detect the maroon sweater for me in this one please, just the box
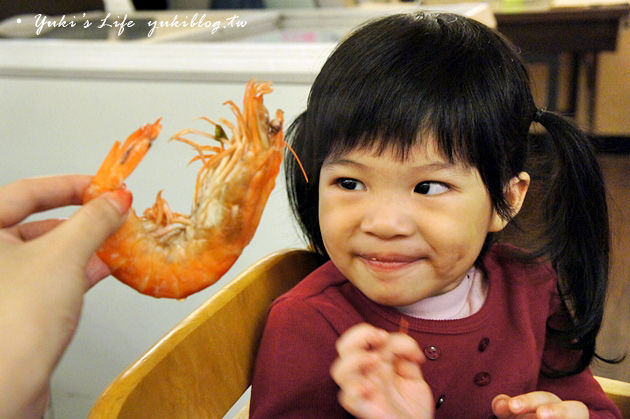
[250,245,621,418]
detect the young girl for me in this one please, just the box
[250,12,620,419]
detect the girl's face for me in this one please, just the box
[318,138,511,307]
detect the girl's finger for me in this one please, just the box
[383,334,426,380]
[508,392,561,414]
[384,333,425,363]
[338,372,379,403]
[536,401,589,419]
[494,391,562,415]
[331,350,381,385]
[393,356,424,381]
[491,394,512,417]
[336,323,389,355]
[337,386,376,419]
[336,366,392,419]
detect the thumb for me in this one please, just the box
[51,189,132,264]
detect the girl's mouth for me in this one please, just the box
[359,254,421,272]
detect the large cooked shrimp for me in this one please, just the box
[83,80,286,298]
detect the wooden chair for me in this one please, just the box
[88,248,630,418]
[595,375,630,417]
[89,248,324,419]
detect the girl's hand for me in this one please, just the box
[492,392,589,419]
[330,323,434,419]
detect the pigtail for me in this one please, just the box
[532,109,610,375]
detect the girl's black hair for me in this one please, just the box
[284,12,612,376]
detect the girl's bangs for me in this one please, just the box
[309,69,475,167]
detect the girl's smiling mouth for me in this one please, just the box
[359,253,423,272]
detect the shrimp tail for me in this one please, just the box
[83,118,162,202]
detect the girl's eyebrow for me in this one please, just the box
[321,158,366,168]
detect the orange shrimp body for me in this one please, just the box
[83,80,285,298]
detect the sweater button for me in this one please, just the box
[423,345,441,360]
[478,337,490,352]
[435,394,446,409]
[473,371,491,386]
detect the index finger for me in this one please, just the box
[494,391,562,416]
[0,175,92,228]
[336,323,389,355]
[384,333,424,363]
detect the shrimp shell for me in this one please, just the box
[83,80,285,298]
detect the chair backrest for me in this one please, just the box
[595,375,630,417]
[89,248,324,419]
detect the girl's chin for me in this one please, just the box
[360,288,418,307]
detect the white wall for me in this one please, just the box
[0,75,311,418]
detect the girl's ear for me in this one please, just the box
[489,172,531,232]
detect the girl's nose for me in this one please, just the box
[360,198,416,239]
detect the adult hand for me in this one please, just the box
[0,175,131,419]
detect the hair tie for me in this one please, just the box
[533,108,545,122]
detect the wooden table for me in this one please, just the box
[494,3,630,131]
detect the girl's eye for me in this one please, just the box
[336,178,366,191]
[414,181,449,195]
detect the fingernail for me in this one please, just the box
[538,407,553,419]
[107,189,133,214]
[495,398,508,411]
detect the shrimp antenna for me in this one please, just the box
[283,140,309,183]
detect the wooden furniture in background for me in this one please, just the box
[494,3,630,131]
[421,0,630,131]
